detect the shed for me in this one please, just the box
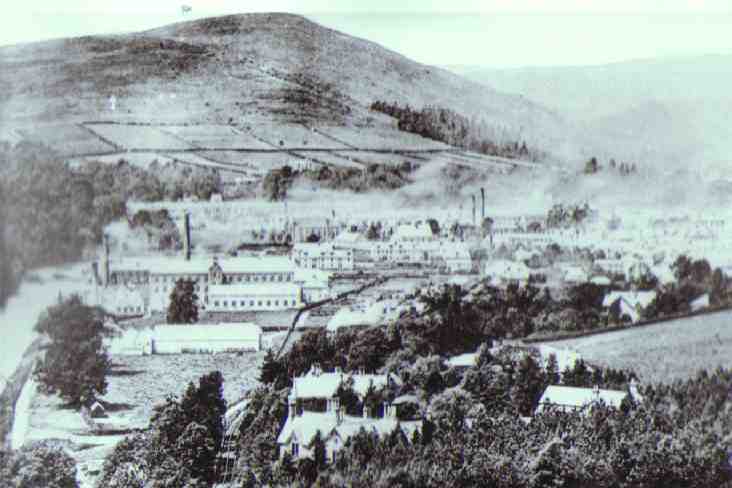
[151,322,262,354]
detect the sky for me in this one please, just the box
[2,1,732,68]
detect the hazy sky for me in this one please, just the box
[3,1,732,68]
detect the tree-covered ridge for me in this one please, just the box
[0,142,220,308]
[370,101,544,161]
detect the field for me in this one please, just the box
[198,150,302,172]
[319,126,451,150]
[84,124,194,150]
[164,152,251,174]
[163,125,274,150]
[293,151,363,169]
[248,124,350,149]
[543,310,732,384]
[19,124,116,156]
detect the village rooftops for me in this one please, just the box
[535,385,629,415]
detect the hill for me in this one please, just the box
[0,13,572,158]
[451,55,732,171]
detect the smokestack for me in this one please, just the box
[481,187,485,220]
[183,212,192,261]
[471,195,476,226]
[101,234,110,286]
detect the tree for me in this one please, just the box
[584,157,599,174]
[0,441,78,488]
[306,232,320,243]
[308,430,328,470]
[167,278,198,324]
[33,295,111,407]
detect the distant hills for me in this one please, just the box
[449,55,732,172]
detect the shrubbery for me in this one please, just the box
[0,441,78,488]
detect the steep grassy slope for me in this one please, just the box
[0,13,573,158]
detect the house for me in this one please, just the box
[439,243,474,273]
[291,243,354,271]
[326,299,402,333]
[294,269,332,303]
[535,384,637,415]
[150,322,262,353]
[562,265,589,286]
[602,290,657,323]
[277,366,417,462]
[483,260,531,285]
[691,293,710,312]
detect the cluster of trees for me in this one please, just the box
[99,371,227,487]
[644,255,729,319]
[370,101,542,161]
[263,163,411,201]
[545,202,592,228]
[0,441,78,488]
[585,156,639,175]
[33,295,113,408]
[0,143,220,308]
[129,209,181,251]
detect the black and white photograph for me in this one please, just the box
[2,1,732,486]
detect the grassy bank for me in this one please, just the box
[0,338,42,449]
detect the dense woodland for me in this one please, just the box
[0,143,220,307]
[370,101,544,161]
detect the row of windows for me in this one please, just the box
[212,299,296,308]
[149,273,294,284]
[117,306,142,314]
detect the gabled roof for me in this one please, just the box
[292,370,395,399]
[536,385,628,414]
[277,412,421,446]
[602,291,657,309]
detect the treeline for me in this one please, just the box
[370,101,543,161]
[585,156,639,175]
[0,143,220,307]
[262,163,411,201]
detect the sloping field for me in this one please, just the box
[84,123,193,150]
[198,151,297,172]
[291,151,362,170]
[163,125,274,149]
[319,126,451,150]
[543,310,732,384]
[164,152,250,173]
[19,124,116,156]
[335,151,415,167]
[249,123,351,149]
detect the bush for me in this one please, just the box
[0,441,77,488]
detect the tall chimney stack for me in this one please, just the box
[481,187,485,220]
[471,195,476,226]
[183,212,192,261]
[101,234,110,287]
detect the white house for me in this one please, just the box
[483,260,532,285]
[150,322,262,354]
[291,243,354,271]
[602,290,657,323]
[277,366,417,462]
[534,384,639,415]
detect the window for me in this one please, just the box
[278,275,283,282]
[254,276,259,282]
[223,301,228,307]
[257,301,262,307]
[240,301,246,307]
[250,300,254,306]
[266,301,271,306]
[214,301,220,307]
[292,443,299,457]
[274,300,279,306]
[237,276,243,282]
[246,275,251,282]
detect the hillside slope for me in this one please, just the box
[0,13,574,160]
[453,55,732,170]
